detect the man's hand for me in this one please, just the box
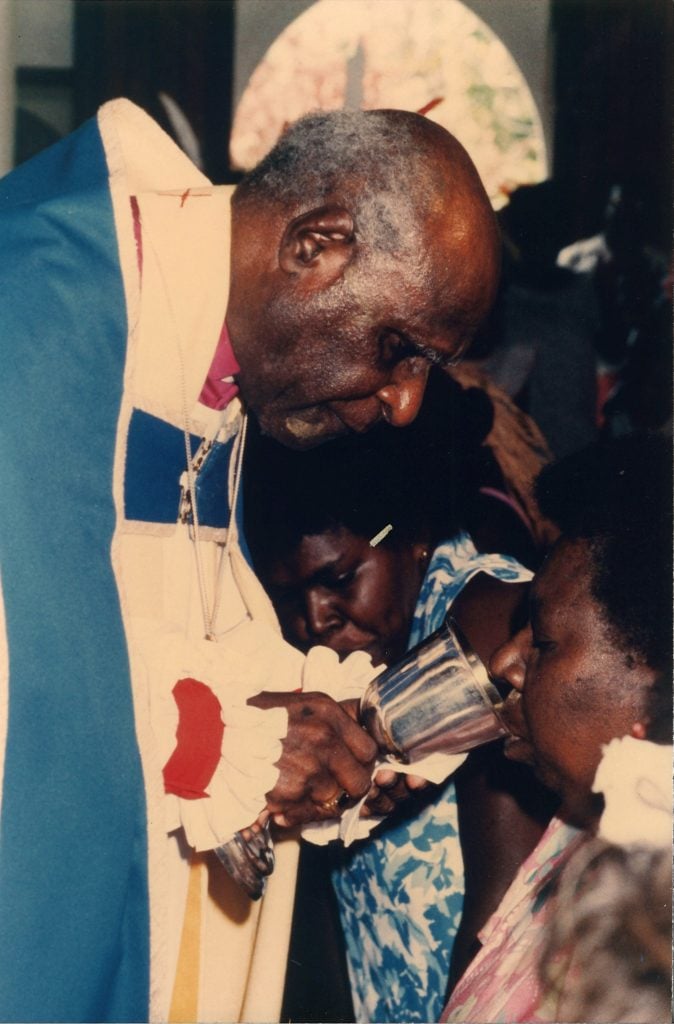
[247,690,378,827]
[339,698,431,817]
[362,766,430,817]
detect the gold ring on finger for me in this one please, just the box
[318,790,350,814]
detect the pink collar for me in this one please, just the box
[197,319,240,410]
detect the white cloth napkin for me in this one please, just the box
[593,735,672,849]
[300,646,466,846]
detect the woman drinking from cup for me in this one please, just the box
[244,373,556,1023]
[442,432,672,1023]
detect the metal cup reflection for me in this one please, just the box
[213,817,274,901]
[216,615,508,898]
[360,615,509,761]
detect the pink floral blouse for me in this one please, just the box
[442,816,586,1023]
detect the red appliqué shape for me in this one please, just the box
[163,678,225,799]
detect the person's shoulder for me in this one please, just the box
[450,571,529,668]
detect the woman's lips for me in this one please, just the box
[499,691,536,763]
[337,638,384,665]
[499,689,526,731]
[303,631,382,665]
[503,734,536,764]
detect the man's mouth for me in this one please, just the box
[283,413,332,443]
[264,395,383,449]
[271,406,346,449]
[328,398,383,435]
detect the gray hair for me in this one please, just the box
[233,109,435,255]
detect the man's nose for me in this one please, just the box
[305,589,342,639]
[489,625,530,692]
[376,361,430,428]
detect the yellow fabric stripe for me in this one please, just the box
[169,854,203,1022]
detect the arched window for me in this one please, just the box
[231,0,548,209]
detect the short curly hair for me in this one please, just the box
[535,434,672,673]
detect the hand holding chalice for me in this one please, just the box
[214,616,510,898]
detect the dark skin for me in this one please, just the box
[227,114,499,451]
[229,110,501,828]
[261,528,429,668]
[452,537,657,990]
[493,539,655,826]
[446,573,558,989]
[256,528,433,820]
[258,528,555,973]
[247,690,377,825]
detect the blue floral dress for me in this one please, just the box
[331,533,532,1023]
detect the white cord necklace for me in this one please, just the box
[143,218,247,641]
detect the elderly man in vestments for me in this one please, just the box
[0,99,499,1022]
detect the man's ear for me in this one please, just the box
[279,205,356,284]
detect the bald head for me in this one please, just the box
[236,111,492,235]
[228,109,500,447]
[412,114,502,340]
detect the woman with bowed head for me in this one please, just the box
[244,368,557,1023]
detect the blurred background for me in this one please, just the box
[2,0,672,450]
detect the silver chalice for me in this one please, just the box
[214,615,510,898]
